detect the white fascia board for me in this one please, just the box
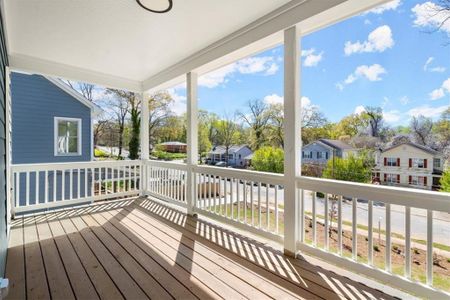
[9,53,143,92]
[143,0,390,91]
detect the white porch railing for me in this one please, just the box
[10,160,142,214]
[10,159,450,298]
[142,160,450,298]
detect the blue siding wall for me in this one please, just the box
[11,72,92,164]
[302,143,332,164]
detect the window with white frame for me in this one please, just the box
[411,176,425,186]
[412,158,425,168]
[55,117,81,156]
[386,157,398,167]
[317,151,327,159]
[386,173,398,184]
[303,151,313,159]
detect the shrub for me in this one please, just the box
[152,150,187,161]
[252,147,284,173]
[94,148,109,157]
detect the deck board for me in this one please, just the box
[6,198,399,300]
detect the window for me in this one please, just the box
[55,117,81,156]
[228,154,234,160]
[386,173,399,184]
[433,158,441,169]
[412,158,425,168]
[386,157,398,167]
[317,151,327,159]
[410,176,426,186]
[303,151,313,159]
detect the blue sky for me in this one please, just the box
[169,0,450,126]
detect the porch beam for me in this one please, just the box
[283,25,301,256]
[186,72,198,216]
[9,54,142,92]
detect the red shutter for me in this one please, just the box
[424,177,427,186]
[397,158,400,166]
[397,174,400,183]
[409,158,412,168]
[384,157,387,166]
[409,176,412,184]
[424,159,427,168]
[384,174,387,182]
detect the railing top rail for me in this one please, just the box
[296,176,450,212]
[193,164,284,185]
[11,159,142,172]
[145,159,188,171]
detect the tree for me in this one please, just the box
[423,0,450,43]
[251,147,284,173]
[410,115,433,146]
[105,89,130,159]
[128,93,141,159]
[322,154,372,183]
[440,168,450,192]
[267,103,284,148]
[302,105,328,129]
[214,115,239,166]
[364,106,384,138]
[332,113,369,138]
[239,99,271,149]
[147,91,174,146]
[433,108,450,159]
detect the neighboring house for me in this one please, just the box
[373,142,444,190]
[11,72,97,205]
[301,139,356,165]
[159,141,187,153]
[207,145,253,167]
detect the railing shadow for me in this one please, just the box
[136,198,390,299]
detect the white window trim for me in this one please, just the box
[54,117,82,156]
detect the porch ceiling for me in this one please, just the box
[3,0,291,88]
[3,0,390,91]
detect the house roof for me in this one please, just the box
[382,142,441,156]
[304,139,354,151]
[160,141,187,146]
[209,145,250,155]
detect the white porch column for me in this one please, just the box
[140,92,149,195]
[283,26,301,256]
[186,72,198,216]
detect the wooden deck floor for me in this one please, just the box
[5,198,398,300]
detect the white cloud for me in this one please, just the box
[338,64,387,90]
[408,105,449,118]
[383,110,402,123]
[365,0,401,14]
[344,25,394,55]
[430,88,445,100]
[354,105,366,115]
[198,56,279,88]
[167,88,187,115]
[399,96,410,105]
[198,64,236,88]
[429,77,450,100]
[412,2,450,35]
[301,96,312,108]
[423,57,446,73]
[263,94,315,109]
[264,93,283,105]
[301,48,323,67]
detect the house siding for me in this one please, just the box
[11,72,92,164]
[301,143,333,164]
[377,144,442,190]
[0,10,8,276]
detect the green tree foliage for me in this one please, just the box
[252,147,284,173]
[440,169,450,193]
[331,114,369,139]
[322,154,372,183]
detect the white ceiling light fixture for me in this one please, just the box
[136,0,173,13]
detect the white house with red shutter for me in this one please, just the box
[373,142,444,190]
